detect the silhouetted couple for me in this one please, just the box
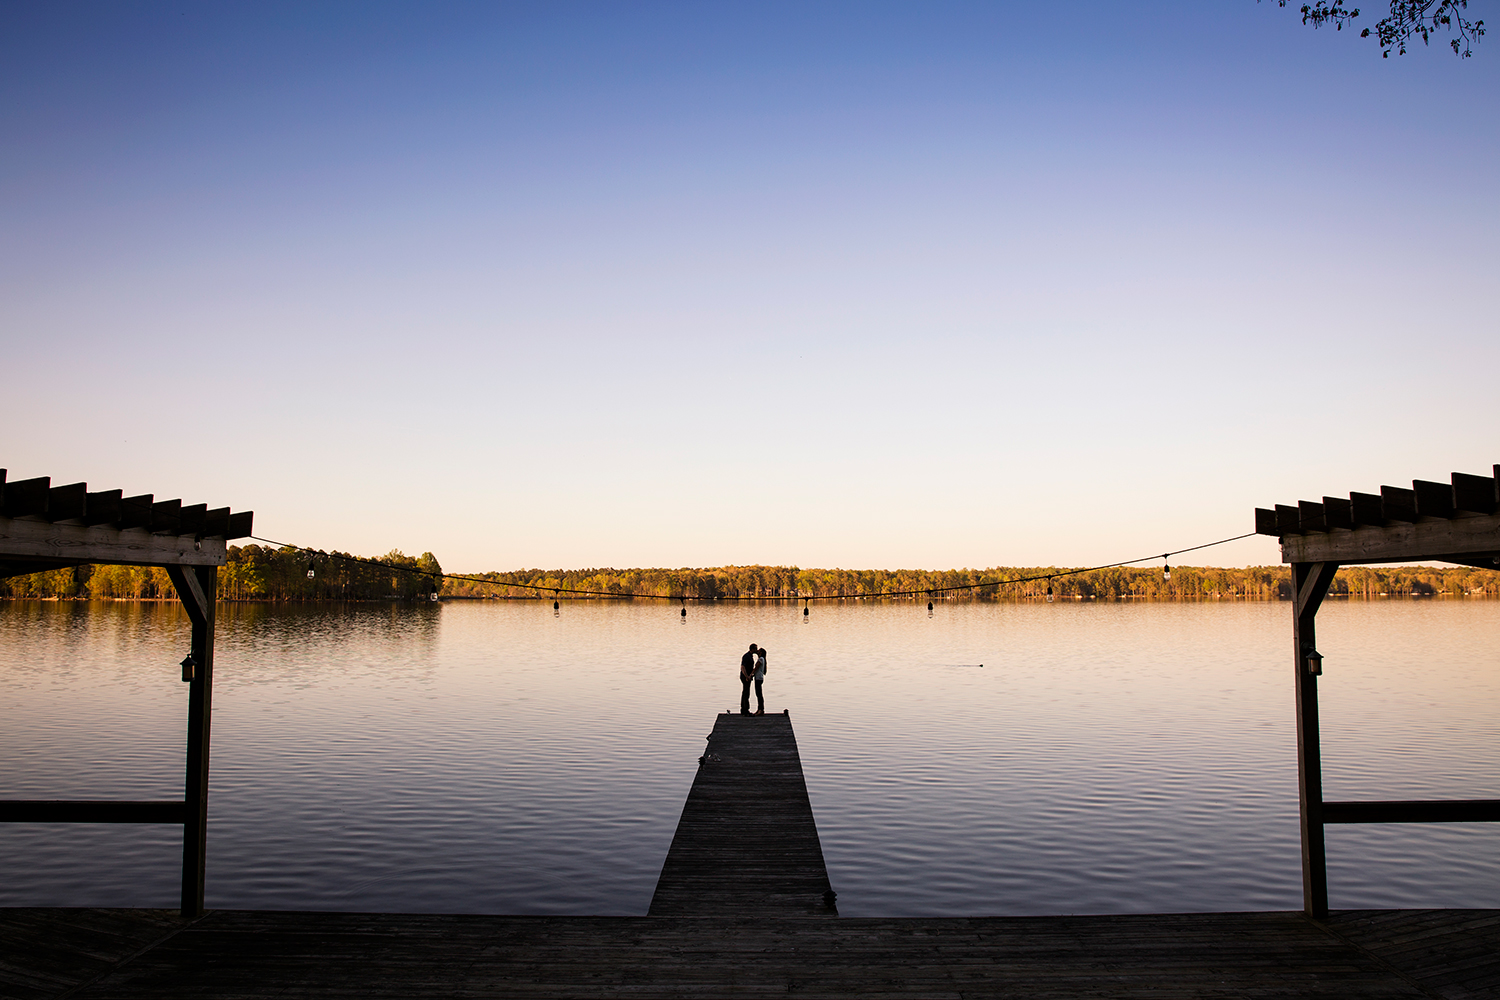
[739,643,767,715]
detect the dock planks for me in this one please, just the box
[6,908,1500,998]
[648,711,835,917]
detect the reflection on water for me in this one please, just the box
[1,598,1497,915]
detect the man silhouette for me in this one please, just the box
[739,643,759,715]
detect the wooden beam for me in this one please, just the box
[1380,485,1418,523]
[166,565,211,628]
[1412,479,1455,519]
[1279,514,1500,565]
[1275,504,1301,534]
[0,517,226,568]
[178,504,207,538]
[1349,491,1384,526]
[83,490,122,526]
[48,482,87,521]
[1321,496,1353,530]
[1254,508,1277,535]
[0,800,187,823]
[226,511,254,540]
[201,507,230,538]
[118,494,154,530]
[149,499,182,535]
[1297,501,1327,532]
[2,476,49,518]
[1452,472,1498,515]
[1324,799,1500,824]
[1292,560,1338,920]
[181,565,217,919]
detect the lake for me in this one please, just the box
[1,597,1497,916]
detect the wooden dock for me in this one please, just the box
[5,711,1500,997]
[649,710,836,917]
[3,906,1499,998]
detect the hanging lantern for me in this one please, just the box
[1163,555,1172,582]
[1046,580,1054,603]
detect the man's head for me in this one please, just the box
[749,643,758,652]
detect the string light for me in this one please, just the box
[248,529,1257,607]
[680,597,687,621]
[1163,555,1171,582]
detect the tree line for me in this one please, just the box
[1,550,1494,601]
[437,563,1499,601]
[0,545,442,601]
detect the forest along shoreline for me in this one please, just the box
[2,545,1496,602]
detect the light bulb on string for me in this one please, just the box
[802,597,809,622]
[680,597,687,622]
[1163,556,1171,582]
[553,590,560,616]
[1046,579,1054,603]
[927,591,934,617]
[306,561,315,580]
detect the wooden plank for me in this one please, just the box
[1452,471,1499,514]
[1411,479,1455,519]
[1299,500,1328,532]
[1280,513,1500,565]
[649,712,836,917]
[83,489,123,526]
[1276,503,1302,534]
[0,800,186,823]
[1350,491,1385,527]
[1294,560,1338,920]
[1379,485,1418,523]
[0,517,226,568]
[226,510,254,539]
[148,499,181,535]
[1254,507,1278,535]
[177,503,207,538]
[1,476,49,518]
[1324,799,1500,824]
[1323,496,1355,530]
[48,482,88,521]
[0,908,189,1000]
[200,506,230,538]
[0,908,1457,998]
[179,565,216,919]
[1330,910,1500,1000]
[118,494,154,530]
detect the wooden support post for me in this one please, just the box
[167,564,217,919]
[1292,560,1338,919]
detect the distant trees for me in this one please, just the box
[1,555,1494,602]
[0,546,443,602]
[435,563,1499,602]
[1277,0,1485,57]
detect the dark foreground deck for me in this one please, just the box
[649,711,835,917]
[3,906,1498,999]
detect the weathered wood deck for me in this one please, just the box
[6,712,1499,998]
[649,710,835,917]
[3,906,1498,998]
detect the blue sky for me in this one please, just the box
[2,2,1495,571]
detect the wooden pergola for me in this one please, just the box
[1254,464,1500,919]
[0,469,252,918]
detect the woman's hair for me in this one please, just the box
[758,648,767,656]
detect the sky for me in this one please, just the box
[1,2,1496,572]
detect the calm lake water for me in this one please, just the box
[2,598,1497,916]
